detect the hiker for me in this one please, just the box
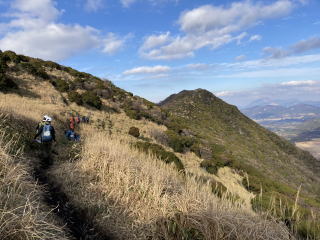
[75,115,80,124]
[35,115,47,135]
[69,116,75,131]
[65,129,80,141]
[34,115,56,164]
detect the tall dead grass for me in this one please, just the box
[0,123,70,240]
[51,125,292,239]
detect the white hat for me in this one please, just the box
[42,115,52,122]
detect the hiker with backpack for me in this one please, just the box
[34,115,56,164]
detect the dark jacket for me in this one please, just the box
[34,123,56,141]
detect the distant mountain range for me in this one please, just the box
[242,104,320,123]
[242,103,320,141]
[243,98,320,109]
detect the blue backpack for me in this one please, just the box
[41,124,53,142]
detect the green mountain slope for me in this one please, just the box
[1,50,320,238]
[160,89,320,208]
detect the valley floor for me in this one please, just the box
[296,139,320,160]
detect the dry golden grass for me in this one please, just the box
[0,82,292,239]
[178,151,255,211]
[51,125,291,239]
[0,119,69,240]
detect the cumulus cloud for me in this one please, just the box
[179,1,293,33]
[0,0,127,61]
[140,32,172,51]
[123,65,171,75]
[11,0,60,22]
[140,0,295,60]
[102,33,129,55]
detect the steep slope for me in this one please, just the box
[0,50,319,239]
[160,89,320,217]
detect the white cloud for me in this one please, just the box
[85,0,104,12]
[178,1,293,33]
[218,80,320,108]
[123,65,171,75]
[263,46,289,58]
[141,0,295,60]
[0,24,100,61]
[120,0,136,8]
[215,91,234,97]
[102,33,127,55]
[186,63,210,70]
[235,55,246,61]
[217,67,320,79]
[0,0,127,61]
[264,37,320,59]
[11,0,60,22]
[120,0,178,8]
[140,32,172,50]
[292,37,320,53]
[281,80,317,86]
[249,34,262,42]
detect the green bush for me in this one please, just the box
[2,51,20,63]
[200,160,218,174]
[51,78,69,92]
[165,130,195,153]
[124,108,141,120]
[0,60,17,91]
[81,91,102,109]
[133,141,184,172]
[43,61,61,70]
[19,62,49,79]
[0,74,17,92]
[128,127,140,138]
[67,91,83,105]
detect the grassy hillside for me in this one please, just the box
[160,89,320,238]
[0,114,70,239]
[0,50,318,239]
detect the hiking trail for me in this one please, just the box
[32,142,114,240]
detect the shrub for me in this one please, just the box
[165,130,195,153]
[128,127,140,138]
[81,91,102,109]
[51,79,69,92]
[43,61,61,70]
[133,141,184,172]
[200,160,218,174]
[19,62,49,79]
[0,74,18,92]
[1,51,21,63]
[67,91,83,105]
[150,129,169,145]
[124,108,140,120]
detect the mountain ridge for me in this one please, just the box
[1,50,320,239]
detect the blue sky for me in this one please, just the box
[0,0,320,106]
